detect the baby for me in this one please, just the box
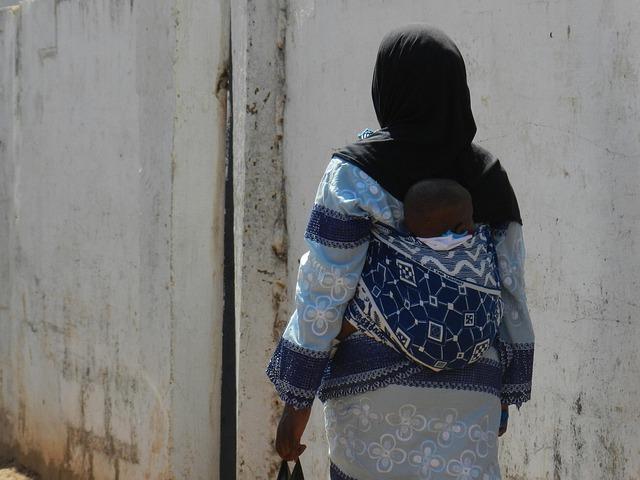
[338,178,475,340]
[403,178,475,243]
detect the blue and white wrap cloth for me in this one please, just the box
[267,156,534,410]
[344,223,503,371]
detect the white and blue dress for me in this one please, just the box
[267,157,534,480]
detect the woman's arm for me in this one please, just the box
[268,162,371,407]
[268,158,403,458]
[493,222,535,408]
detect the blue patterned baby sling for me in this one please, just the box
[343,223,503,371]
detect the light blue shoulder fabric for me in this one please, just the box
[282,158,404,351]
[267,158,403,408]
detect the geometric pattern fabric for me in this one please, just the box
[344,223,503,371]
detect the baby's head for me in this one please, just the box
[403,179,474,238]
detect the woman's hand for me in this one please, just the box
[276,404,312,460]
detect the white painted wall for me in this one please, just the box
[280,1,640,479]
[2,1,639,479]
[0,0,228,478]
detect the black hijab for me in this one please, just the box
[334,25,522,226]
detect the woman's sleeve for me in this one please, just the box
[266,158,402,409]
[493,222,535,407]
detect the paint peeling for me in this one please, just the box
[65,426,139,465]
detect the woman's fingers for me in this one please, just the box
[295,444,307,458]
[276,417,305,460]
[276,426,297,460]
[277,442,305,461]
[275,437,295,460]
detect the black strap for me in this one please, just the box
[291,460,304,480]
[277,460,290,480]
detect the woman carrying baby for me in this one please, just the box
[267,25,534,479]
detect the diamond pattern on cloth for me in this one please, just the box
[344,223,503,371]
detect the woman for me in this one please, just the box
[267,25,534,479]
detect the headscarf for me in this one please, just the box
[334,25,522,226]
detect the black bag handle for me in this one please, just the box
[277,460,290,480]
[277,460,304,480]
[291,459,304,480]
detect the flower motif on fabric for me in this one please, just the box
[497,254,523,293]
[297,260,316,292]
[367,434,407,473]
[508,307,523,326]
[351,168,402,222]
[498,257,518,289]
[337,426,366,462]
[408,440,445,479]
[368,203,396,223]
[447,450,483,480]
[347,398,382,432]
[468,416,497,458]
[385,404,427,441]
[427,409,467,448]
[330,398,349,417]
[493,226,529,328]
[302,295,340,336]
[319,267,359,302]
[297,252,335,293]
[354,169,384,199]
[335,187,358,203]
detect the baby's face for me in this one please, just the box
[407,203,474,238]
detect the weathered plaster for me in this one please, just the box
[0,0,228,478]
[231,0,289,478]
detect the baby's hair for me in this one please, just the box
[403,179,472,229]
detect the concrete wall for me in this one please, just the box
[0,0,228,478]
[277,1,640,479]
[231,1,290,478]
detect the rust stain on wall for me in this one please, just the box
[64,425,139,468]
